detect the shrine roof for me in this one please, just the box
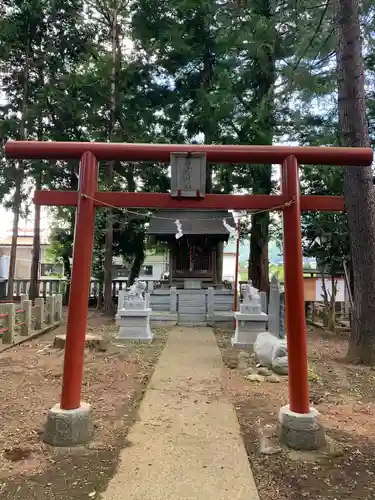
[148,209,235,236]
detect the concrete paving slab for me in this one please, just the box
[102,327,259,500]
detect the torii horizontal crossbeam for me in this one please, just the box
[5,140,373,165]
[34,190,345,211]
[7,140,368,423]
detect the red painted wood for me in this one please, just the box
[60,152,98,410]
[6,140,373,166]
[34,190,345,211]
[282,155,310,414]
[300,195,345,211]
[94,192,288,210]
[13,139,361,416]
[34,190,78,206]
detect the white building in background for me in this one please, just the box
[0,226,240,283]
[112,252,169,282]
[222,251,237,282]
[315,277,345,302]
[0,228,60,280]
[112,248,238,282]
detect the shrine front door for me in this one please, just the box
[172,237,213,279]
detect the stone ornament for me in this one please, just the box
[241,281,260,302]
[253,332,288,375]
[115,279,153,343]
[232,282,268,348]
[128,279,147,300]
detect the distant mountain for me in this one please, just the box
[269,240,283,263]
[224,238,315,265]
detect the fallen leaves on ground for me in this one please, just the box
[216,327,375,500]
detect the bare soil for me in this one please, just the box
[0,310,168,499]
[216,327,375,500]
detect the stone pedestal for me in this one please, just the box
[184,279,202,290]
[232,291,268,348]
[115,297,153,343]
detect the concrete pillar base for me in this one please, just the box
[43,402,93,447]
[278,404,325,450]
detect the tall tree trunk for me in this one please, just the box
[62,212,75,306]
[103,10,120,314]
[249,0,275,294]
[335,0,375,364]
[8,32,30,300]
[29,173,41,301]
[30,100,44,302]
[128,248,144,286]
[63,167,79,305]
[7,170,22,301]
[249,211,270,292]
[200,23,215,193]
[103,170,114,312]
[123,164,144,287]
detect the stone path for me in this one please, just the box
[102,326,259,500]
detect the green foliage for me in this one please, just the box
[269,264,284,281]
[298,106,350,275]
[1,0,374,288]
[302,211,349,274]
[301,166,349,275]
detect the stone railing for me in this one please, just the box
[147,287,235,319]
[0,278,67,300]
[0,278,165,301]
[0,294,63,346]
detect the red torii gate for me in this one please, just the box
[5,141,373,418]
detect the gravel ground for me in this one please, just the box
[216,327,375,500]
[3,315,373,500]
[0,310,168,499]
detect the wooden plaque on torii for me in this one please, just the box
[170,152,206,198]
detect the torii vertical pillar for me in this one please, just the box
[278,155,325,450]
[43,151,98,446]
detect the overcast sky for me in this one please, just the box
[0,202,51,237]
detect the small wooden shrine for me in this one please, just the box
[148,153,235,287]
